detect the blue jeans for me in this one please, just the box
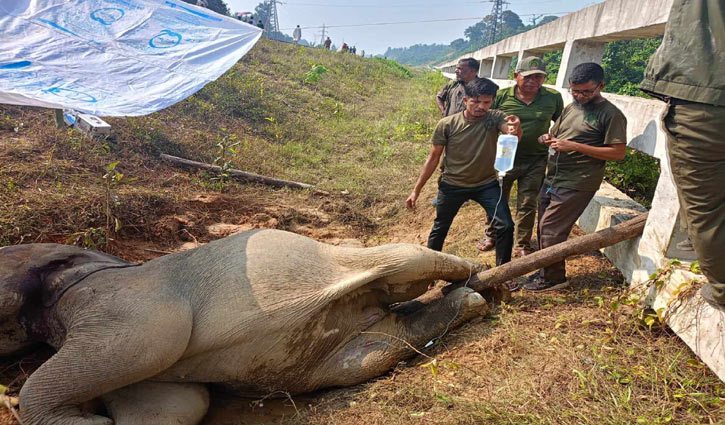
[427,180,514,265]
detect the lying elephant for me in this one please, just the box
[0,229,492,425]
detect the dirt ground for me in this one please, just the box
[0,179,594,422]
[4,183,721,425]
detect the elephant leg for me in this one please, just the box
[102,381,209,425]
[19,301,193,425]
[317,287,487,388]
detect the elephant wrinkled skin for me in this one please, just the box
[0,229,489,425]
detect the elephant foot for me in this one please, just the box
[314,287,488,390]
[103,381,209,425]
[440,286,489,325]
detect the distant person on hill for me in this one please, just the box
[524,63,627,292]
[639,0,725,311]
[476,57,564,264]
[437,58,480,117]
[360,50,365,57]
[324,37,331,50]
[351,46,357,54]
[341,42,348,53]
[406,78,522,266]
[293,25,302,44]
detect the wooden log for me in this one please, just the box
[160,154,316,190]
[466,212,649,293]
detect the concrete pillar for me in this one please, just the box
[556,39,606,88]
[491,55,513,80]
[479,58,493,78]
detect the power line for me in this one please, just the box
[279,12,569,31]
[284,0,564,6]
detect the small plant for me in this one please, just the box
[0,114,18,131]
[264,116,282,140]
[66,227,107,249]
[101,161,136,242]
[303,64,328,84]
[210,132,240,191]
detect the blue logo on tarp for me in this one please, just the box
[43,87,97,103]
[149,30,182,48]
[0,61,31,69]
[91,8,125,25]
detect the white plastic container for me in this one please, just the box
[494,134,519,177]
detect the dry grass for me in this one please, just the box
[1,39,723,425]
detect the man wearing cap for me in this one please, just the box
[437,58,480,117]
[639,0,724,311]
[476,56,564,260]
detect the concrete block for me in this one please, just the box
[577,182,647,282]
[479,59,494,78]
[648,269,725,382]
[556,39,606,88]
[491,55,513,80]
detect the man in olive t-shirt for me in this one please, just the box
[524,63,627,292]
[479,57,564,258]
[406,78,522,266]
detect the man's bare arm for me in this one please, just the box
[406,145,445,209]
[436,96,446,116]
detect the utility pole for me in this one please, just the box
[319,23,327,46]
[264,0,280,35]
[488,0,509,45]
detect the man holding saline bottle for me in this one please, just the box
[406,78,522,266]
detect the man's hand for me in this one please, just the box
[538,133,553,145]
[504,115,522,137]
[405,191,419,209]
[548,138,579,152]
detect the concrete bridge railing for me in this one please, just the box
[437,0,724,381]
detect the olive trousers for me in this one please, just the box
[664,100,725,304]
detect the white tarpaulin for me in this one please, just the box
[0,0,262,116]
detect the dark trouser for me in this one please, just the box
[537,186,596,282]
[484,155,547,249]
[664,101,725,304]
[428,180,514,265]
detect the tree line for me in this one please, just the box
[383,12,559,67]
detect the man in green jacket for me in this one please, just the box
[639,0,725,311]
[477,57,564,258]
[436,58,480,117]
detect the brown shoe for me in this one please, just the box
[513,247,536,257]
[476,238,495,252]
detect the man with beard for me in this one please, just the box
[406,78,521,266]
[477,57,564,261]
[437,58,480,117]
[524,62,627,292]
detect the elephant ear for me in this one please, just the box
[0,244,139,308]
[0,244,138,353]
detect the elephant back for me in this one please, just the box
[0,244,138,355]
